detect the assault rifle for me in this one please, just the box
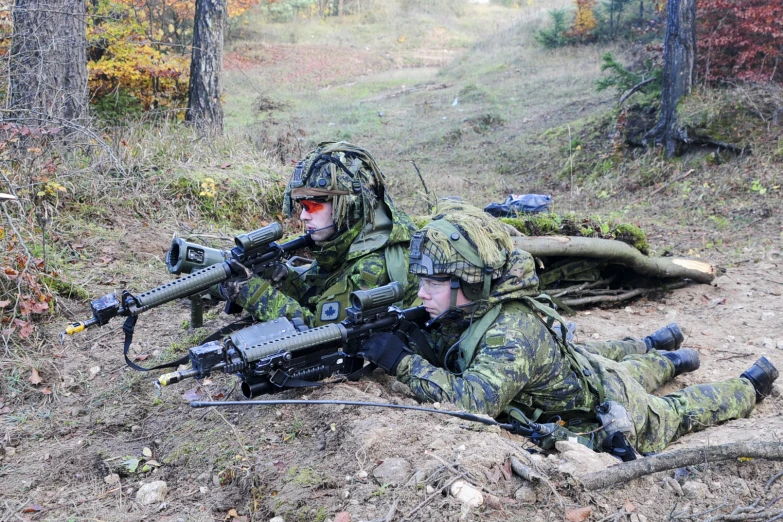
[156,282,429,398]
[61,223,314,340]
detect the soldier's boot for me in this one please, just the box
[661,348,700,377]
[740,356,779,402]
[643,323,684,352]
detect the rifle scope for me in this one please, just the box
[349,281,404,311]
[166,223,284,275]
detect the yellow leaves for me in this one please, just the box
[199,178,216,198]
[397,35,406,43]
[168,23,175,33]
[37,181,67,199]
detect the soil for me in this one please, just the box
[3,10,783,522]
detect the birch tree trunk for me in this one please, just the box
[186,0,225,134]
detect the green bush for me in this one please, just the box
[534,9,570,49]
[595,52,661,101]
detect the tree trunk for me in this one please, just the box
[338,0,344,16]
[186,0,225,135]
[643,0,696,157]
[8,0,87,127]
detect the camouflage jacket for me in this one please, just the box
[231,194,419,327]
[396,249,596,418]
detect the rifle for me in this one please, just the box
[156,282,429,398]
[61,223,314,342]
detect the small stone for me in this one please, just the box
[357,470,368,479]
[199,486,209,495]
[630,515,648,522]
[457,445,466,452]
[344,475,353,483]
[663,477,683,496]
[763,338,775,350]
[710,482,721,491]
[275,410,283,420]
[5,447,15,456]
[130,425,142,436]
[154,439,163,447]
[197,472,210,482]
[212,475,221,487]
[732,478,751,497]
[514,485,537,504]
[624,306,634,314]
[334,513,351,522]
[390,381,412,395]
[70,407,85,417]
[777,340,783,350]
[666,310,678,321]
[104,473,120,485]
[125,487,134,496]
[592,333,600,339]
[372,458,412,486]
[269,517,286,522]
[136,481,167,505]
[426,485,435,494]
[342,490,350,499]
[761,312,775,321]
[682,480,711,499]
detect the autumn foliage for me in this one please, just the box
[567,0,598,41]
[698,0,783,84]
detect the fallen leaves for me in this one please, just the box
[182,387,205,401]
[28,367,42,385]
[566,506,593,522]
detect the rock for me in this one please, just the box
[212,475,221,487]
[426,485,435,494]
[356,470,368,479]
[763,338,775,350]
[372,458,412,486]
[682,481,711,499]
[104,473,120,485]
[592,333,600,339]
[130,425,142,436]
[663,477,683,496]
[665,310,678,321]
[269,517,285,522]
[199,487,209,495]
[196,472,210,482]
[390,381,412,396]
[70,407,85,417]
[334,512,350,522]
[777,340,783,350]
[342,490,350,499]
[732,478,751,497]
[514,485,537,504]
[450,480,484,508]
[630,515,648,522]
[555,440,619,477]
[136,481,167,505]
[5,447,15,456]
[125,487,135,496]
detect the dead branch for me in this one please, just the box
[513,236,718,284]
[580,442,783,490]
[561,281,688,306]
[619,77,657,106]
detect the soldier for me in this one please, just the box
[221,142,419,327]
[361,201,778,454]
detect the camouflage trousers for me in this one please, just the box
[573,341,757,454]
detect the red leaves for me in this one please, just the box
[698,0,783,83]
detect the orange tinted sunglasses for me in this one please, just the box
[299,199,327,213]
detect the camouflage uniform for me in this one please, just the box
[228,142,419,327]
[232,201,419,327]
[396,210,757,454]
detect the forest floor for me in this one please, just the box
[2,2,783,522]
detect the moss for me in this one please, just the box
[285,466,323,487]
[41,275,90,300]
[614,223,650,255]
[412,215,431,229]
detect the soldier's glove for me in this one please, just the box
[395,320,438,366]
[261,262,291,284]
[362,332,411,375]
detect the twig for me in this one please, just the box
[208,407,249,460]
[562,281,688,306]
[402,472,466,521]
[649,169,696,197]
[581,442,783,490]
[383,499,398,522]
[424,451,496,496]
[618,77,657,105]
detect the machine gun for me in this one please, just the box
[156,282,429,398]
[61,223,314,340]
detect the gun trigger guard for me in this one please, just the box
[269,369,289,388]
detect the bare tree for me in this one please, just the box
[186,0,226,134]
[7,0,87,126]
[643,0,697,157]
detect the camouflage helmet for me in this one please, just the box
[283,142,387,231]
[409,201,513,302]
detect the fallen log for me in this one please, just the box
[579,442,783,490]
[512,236,718,285]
